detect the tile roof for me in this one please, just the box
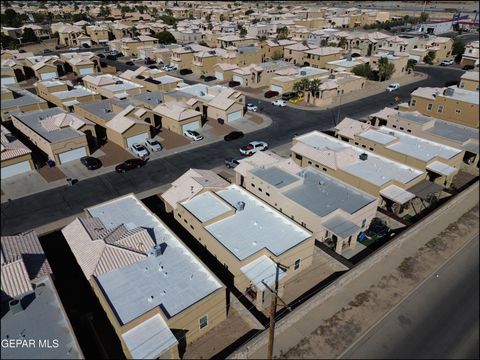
[153,102,201,121]
[1,258,33,299]
[1,230,52,281]
[62,217,148,280]
[106,105,148,134]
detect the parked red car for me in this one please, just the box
[264,90,279,98]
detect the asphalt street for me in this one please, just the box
[342,234,480,359]
[0,66,465,235]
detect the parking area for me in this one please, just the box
[155,129,191,150]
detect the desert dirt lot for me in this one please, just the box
[281,204,479,359]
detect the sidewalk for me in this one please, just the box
[229,181,479,359]
[0,113,272,203]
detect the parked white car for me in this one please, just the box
[69,47,80,51]
[272,99,287,107]
[386,83,400,92]
[246,103,258,112]
[440,59,454,66]
[184,130,204,141]
[130,143,149,158]
[239,141,268,156]
[144,138,162,152]
[163,64,177,71]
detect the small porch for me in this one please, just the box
[321,215,361,255]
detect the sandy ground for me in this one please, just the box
[281,204,479,359]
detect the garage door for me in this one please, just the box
[41,72,57,80]
[126,132,149,149]
[270,85,283,93]
[215,71,224,80]
[58,147,86,164]
[1,161,32,179]
[182,121,200,133]
[1,77,16,85]
[79,68,94,76]
[233,75,244,85]
[227,111,243,122]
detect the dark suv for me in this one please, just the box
[115,159,145,173]
[282,92,297,101]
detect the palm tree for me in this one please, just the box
[293,78,310,93]
[378,57,395,81]
[307,79,322,102]
[338,37,348,49]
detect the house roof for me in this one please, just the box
[162,169,230,210]
[153,102,201,121]
[1,128,32,161]
[106,105,148,134]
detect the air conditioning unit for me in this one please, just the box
[300,71,307,75]
[359,153,368,161]
[443,88,454,96]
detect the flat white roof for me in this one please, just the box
[377,127,462,161]
[426,161,458,176]
[296,131,424,186]
[89,194,222,324]
[203,185,311,260]
[122,314,178,359]
[182,191,231,223]
[380,185,416,205]
[240,255,286,291]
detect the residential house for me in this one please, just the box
[162,170,314,310]
[152,102,203,135]
[231,60,292,88]
[165,84,245,123]
[62,194,226,359]
[11,108,96,164]
[35,79,101,112]
[75,100,153,150]
[1,125,34,179]
[305,72,366,106]
[303,46,344,68]
[23,55,64,81]
[213,63,239,82]
[108,35,158,57]
[58,24,92,47]
[119,66,183,92]
[370,50,409,79]
[369,107,480,168]
[0,86,48,122]
[459,71,479,92]
[233,151,378,255]
[290,130,427,213]
[460,40,479,67]
[85,25,110,45]
[217,34,258,49]
[60,52,101,76]
[83,74,145,100]
[400,86,479,128]
[170,44,211,70]
[269,66,330,94]
[1,231,83,359]
[261,39,297,62]
[283,42,319,65]
[191,48,228,76]
[334,117,463,187]
[1,58,25,85]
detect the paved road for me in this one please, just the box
[0,66,464,235]
[342,234,479,359]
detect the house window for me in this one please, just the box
[258,187,262,192]
[251,183,255,188]
[199,315,208,329]
[392,124,397,128]
[323,168,327,172]
[190,225,194,230]
[455,109,461,114]
[294,259,301,270]
[183,219,187,224]
[407,129,412,132]
[437,105,444,113]
[400,127,404,130]
[266,192,270,196]
[369,147,373,151]
[308,160,312,165]
[427,103,433,111]
[315,164,319,168]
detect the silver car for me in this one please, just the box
[225,157,242,168]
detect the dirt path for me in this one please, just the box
[281,204,479,359]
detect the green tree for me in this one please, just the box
[72,13,86,22]
[352,63,373,79]
[154,30,177,44]
[22,27,38,43]
[423,51,436,65]
[258,35,267,41]
[0,33,19,49]
[320,39,328,47]
[159,15,177,26]
[220,14,225,22]
[33,13,46,23]
[198,40,208,47]
[293,78,311,93]
[245,9,254,16]
[239,28,247,37]
[165,9,173,16]
[338,37,348,49]
[205,13,211,22]
[378,57,395,81]
[419,12,429,23]
[99,6,110,17]
[2,8,21,27]
[271,50,283,60]
[406,59,417,73]
[121,5,131,14]
[452,41,465,55]
[131,27,140,36]
[276,26,288,40]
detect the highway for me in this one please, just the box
[0,66,465,235]
[341,234,479,359]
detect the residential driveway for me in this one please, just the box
[38,165,66,182]
[95,142,133,167]
[156,129,191,150]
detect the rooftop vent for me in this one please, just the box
[389,131,395,136]
[104,108,111,113]
[346,54,352,61]
[443,88,454,97]
[153,242,166,257]
[300,71,307,76]
[235,201,245,211]
[359,153,368,161]
[9,299,23,315]
[115,80,123,84]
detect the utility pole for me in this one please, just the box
[262,258,291,360]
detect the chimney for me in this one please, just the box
[9,299,23,315]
